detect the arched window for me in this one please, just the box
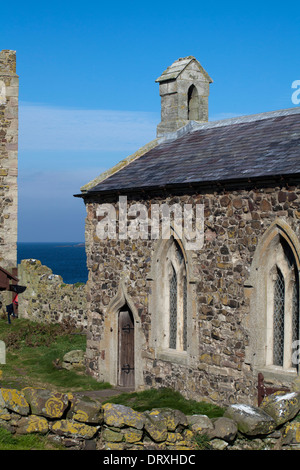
[167,241,187,351]
[150,236,191,361]
[292,272,300,351]
[249,221,300,377]
[267,237,300,370]
[169,265,177,349]
[273,267,285,366]
[187,85,199,121]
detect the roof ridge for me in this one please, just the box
[158,107,300,143]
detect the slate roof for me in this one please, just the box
[82,108,300,196]
[155,56,213,84]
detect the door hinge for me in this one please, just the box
[122,323,134,334]
[121,364,134,374]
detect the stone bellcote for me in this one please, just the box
[155,56,213,137]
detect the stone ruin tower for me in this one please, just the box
[155,56,213,137]
[0,50,18,272]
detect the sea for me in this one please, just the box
[17,242,88,285]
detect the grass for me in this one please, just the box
[104,387,225,418]
[0,317,225,451]
[0,427,62,450]
[0,319,226,416]
[0,317,111,392]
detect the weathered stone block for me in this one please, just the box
[22,387,69,419]
[144,409,168,442]
[103,428,124,442]
[209,416,238,442]
[224,404,276,436]
[122,427,143,443]
[62,349,85,370]
[0,340,5,364]
[68,394,103,424]
[282,422,300,445]
[260,391,300,426]
[16,415,49,434]
[0,406,11,421]
[187,414,214,434]
[0,388,30,416]
[103,403,145,429]
[51,419,99,439]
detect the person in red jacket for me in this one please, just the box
[12,294,18,318]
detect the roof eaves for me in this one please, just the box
[80,173,300,199]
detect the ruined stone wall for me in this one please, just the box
[18,259,87,330]
[83,182,300,406]
[0,50,18,270]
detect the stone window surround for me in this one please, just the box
[247,219,300,385]
[148,235,198,367]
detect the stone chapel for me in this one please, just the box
[76,56,300,405]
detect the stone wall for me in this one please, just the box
[18,259,87,330]
[1,386,300,450]
[0,50,18,270]
[83,181,300,405]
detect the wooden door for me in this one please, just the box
[118,309,135,387]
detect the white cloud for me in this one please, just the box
[19,102,159,152]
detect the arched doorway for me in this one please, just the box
[102,281,145,390]
[118,306,135,387]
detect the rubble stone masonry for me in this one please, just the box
[0,50,18,270]
[18,259,87,330]
[84,182,300,405]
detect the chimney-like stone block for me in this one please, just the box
[156,56,212,137]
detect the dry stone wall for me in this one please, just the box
[18,259,87,330]
[1,386,300,450]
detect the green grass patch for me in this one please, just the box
[193,432,212,450]
[104,387,225,418]
[0,319,224,419]
[0,318,111,392]
[0,427,62,450]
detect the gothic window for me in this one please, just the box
[183,275,187,351]
[268,237,300,370]
[151,235,198,366]
[292,275,299,345]
[249,221,300,377]
[169,266,177,349]
[273,268,285,366]
[166,240,188,352]
[292,272,300,370]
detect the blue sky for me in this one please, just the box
[1,0,299,241]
